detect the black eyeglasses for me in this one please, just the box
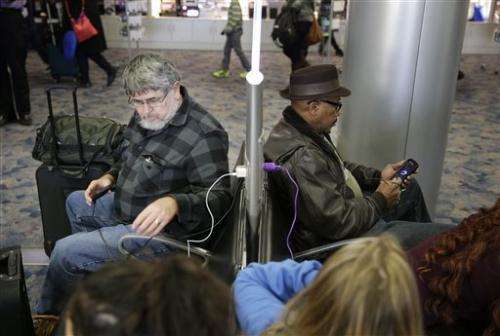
[322,100,342,110]
[308,100,342,111]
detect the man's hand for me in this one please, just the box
[132,196,179,236]
[376,179,401,208]
[381,160,405,180]
[84,174,115,205]
[381,160,417,189]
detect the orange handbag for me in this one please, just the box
[306,16,322,46]
[65,0,98,42]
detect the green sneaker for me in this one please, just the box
[212,69,229,78]
[239,71,248,79]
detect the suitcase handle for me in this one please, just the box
[46,86,86,167]
[0,248,20,280]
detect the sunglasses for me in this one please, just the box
[322,100,342,110]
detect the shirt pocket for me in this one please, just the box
[141,154,165,179]
[140,153,185,194]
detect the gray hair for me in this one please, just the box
[122,54,181,96]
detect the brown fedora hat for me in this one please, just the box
[281,64,351,100]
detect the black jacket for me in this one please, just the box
[264,107,388,252]
[64,0,107,53]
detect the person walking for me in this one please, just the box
[280,0,314,72]
[272,0,314,97]
[64,0,116,87]
[212,0,250,79]
[0,0,32,126]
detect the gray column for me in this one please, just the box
[338,1,469,215]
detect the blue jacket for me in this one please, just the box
[233,259,321,335]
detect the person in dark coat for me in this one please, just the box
[276,0,314,98]
[63,0,116,87]
[281,0,314,72]
[265,65,433,253]
[0,0,32,126]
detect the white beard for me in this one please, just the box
[139,117,169,131]
[138,98,182,131]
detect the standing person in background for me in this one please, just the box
[64,0,116,88]
[212,0,250,79]
[0,0,32,126]
[25,0,50,66]
[318,0,343,57]
[282,0,314,72]
[273,0,314,97]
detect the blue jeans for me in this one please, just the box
[37,190,171,314]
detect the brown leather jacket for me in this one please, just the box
[264,107,388,252]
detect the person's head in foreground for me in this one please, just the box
[122,53,183,131]
[284,64,351,133]
[64,255,236,336]
[265,234,424,336]
[418,198,500,335]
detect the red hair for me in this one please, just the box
[418,198,500,334]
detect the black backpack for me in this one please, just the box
[271,6,300,48]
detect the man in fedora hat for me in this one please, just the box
[264,64,433,253]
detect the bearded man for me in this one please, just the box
[38,54,231,314]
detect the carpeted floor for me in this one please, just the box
[0,48,499,311]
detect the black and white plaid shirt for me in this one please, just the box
[108,87,231,236]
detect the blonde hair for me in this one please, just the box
[265,235,423,336]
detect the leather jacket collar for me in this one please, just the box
[283,106,340,163]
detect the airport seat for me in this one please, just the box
[257,172,291,263]
[258,171,354,263]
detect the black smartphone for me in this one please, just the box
[393,159,419,182]
[91,185,114,202]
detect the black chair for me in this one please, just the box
[258,170,356,263]
[257,172,290,263]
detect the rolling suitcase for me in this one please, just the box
[43,0,79,82]
[47,43,79,81]
[35,87,111,256]
[36,163,109,256]
[0,246,35,336]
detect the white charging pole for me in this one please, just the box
[245,0,264,259]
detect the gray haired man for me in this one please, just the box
[38,54,231,314]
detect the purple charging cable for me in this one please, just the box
[262,162,299,259]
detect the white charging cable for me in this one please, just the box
[187,172,237,257]
[117,169,245,259]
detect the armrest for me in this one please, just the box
[118,234,212,263]
[294,239,356,262]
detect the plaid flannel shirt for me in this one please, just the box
[108,87,231,236]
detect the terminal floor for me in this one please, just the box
[0,49,498,311]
